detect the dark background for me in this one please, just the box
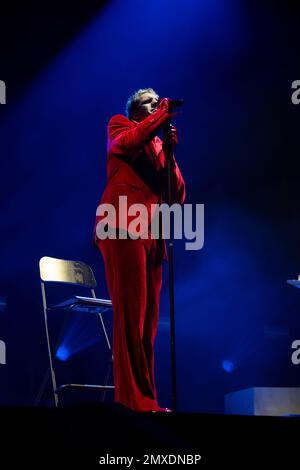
[0,0,300,412]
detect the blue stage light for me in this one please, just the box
[0,296,7,313]
[222,360,234,373]
[56,345,70,361]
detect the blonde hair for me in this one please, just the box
[126,87,159,119]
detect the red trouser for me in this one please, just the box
[97,236,163,412]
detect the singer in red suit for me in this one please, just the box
[94,88,185,412]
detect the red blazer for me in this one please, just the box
[94,107,186,251]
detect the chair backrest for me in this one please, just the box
[39,256,97,288]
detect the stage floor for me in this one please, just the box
[0,403,299,467]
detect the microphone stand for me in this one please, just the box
[163,119,177,412]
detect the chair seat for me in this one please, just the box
[56,383,114,393]
[50,296,112,314]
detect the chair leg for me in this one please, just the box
[35,310,73,406]
[41,282,59,407]
[96,311,114,402]
[98,312,112,352]
[100,358,114,402]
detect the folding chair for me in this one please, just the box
[39,256,114,406]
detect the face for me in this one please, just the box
[134,92,159,121]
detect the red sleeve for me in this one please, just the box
[108,108,171,156]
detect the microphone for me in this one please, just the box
[158,98,184,113]
[167,99,184,117]
[168,99,184,108]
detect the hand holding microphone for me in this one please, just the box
[163,124,178,153]
[158,97,183,153]
[158,97,184,114]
